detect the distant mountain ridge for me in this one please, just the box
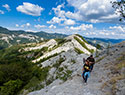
[0,26,124,50]
[85,37,125,44]
[0,26,67,49]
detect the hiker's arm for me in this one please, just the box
[82,67,84,71]
[83,58,86,63]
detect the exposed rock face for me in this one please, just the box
[28,41,125,95]
[24,34,96,63]
[25,39,57,51]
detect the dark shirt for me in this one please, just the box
[83,64,90,72]
[87,57,95,63]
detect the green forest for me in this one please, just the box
[0,45,48,95]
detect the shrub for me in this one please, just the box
[59,70,72,81]
[23,76,44,92]
[37,53,59,64]
[0,79,23,95]
[53,57,65,68]
[75,34,88,43]
[58,67,64,72]
[55,39,66,45]
[0,45,47,94]
[75,48,84,54]
[71,59,76,64]
[74,36,93,53]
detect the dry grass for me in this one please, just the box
[116,60,125,70]
[96,55,106,63]
[101,75,124,95]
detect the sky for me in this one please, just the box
[0,0,125,39]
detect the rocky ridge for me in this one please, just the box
[27,40,125,95]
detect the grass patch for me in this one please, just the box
[74,36,94,53]
[75,48,84,54]
[23,66,50,92]
[20,47,48,60]
[55,39,66,45]
[49,38,71,52]
[71,59,76,64]
[46,77,54,86]
[116,53,125,61]
[75,34,88,43]
[58,67,64,72]
[109,75,124,95]
[23,77,44,92]
[55,38,71,45]
[96,56,106,63]
[53,57,65,68]
[101,74,124,95]
[115,54,125,70]
[116,60,125,70]
[60,70,72,81]
[36,53,59,64]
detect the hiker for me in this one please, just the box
[82,60,91,83]
[87,55,95,72]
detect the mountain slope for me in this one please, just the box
[0,33,124,95]
[23,34,96,63]
[0,26,67,49]
[28,41,125,95]
[0,34,96,95]
[85,37,125,49]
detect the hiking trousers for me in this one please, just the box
[82,71,90,83]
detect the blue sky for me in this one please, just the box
[0,0,125,39]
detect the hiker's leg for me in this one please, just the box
[90,64,94,71]
[84,72,90,83]
[82,71,85,80]
[84,74,88,83]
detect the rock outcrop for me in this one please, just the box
[28,41,125,95]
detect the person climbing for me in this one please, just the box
[87,55,95,72]
[82,60,91,83]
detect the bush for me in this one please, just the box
[53,57,65,68]
[59,70,72,81]
[0,45,46,94]
[74,36,94,53]
[75,48,84,54]
[37,53,59,64]
[0,79,23,95]
[71,59,76,64]
[55,39,66,45]
[75,34,88,43]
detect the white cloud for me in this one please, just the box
[52,4,65,18]
[26,30,37,32]
[34,24,46,29]
[99,31,109,36]
[20,23,31,28]
[66,0,119,23]
[47,16,76,26]
[109,26,125,32]
[16,24,19,27]
[21,24,25,28]
[0,10,4,14]
[16,2,44,16]
[26,23,30,27]
[65,11,82,21]
[47,17,65,24]
[34,17,41,22]
[64,19,76,25]
[2,4,11,11]
[67,0,86,8]
[49,25,56,29]
[70,24,93,31]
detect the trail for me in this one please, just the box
[28,41,125,95]
[29,54,106,95]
